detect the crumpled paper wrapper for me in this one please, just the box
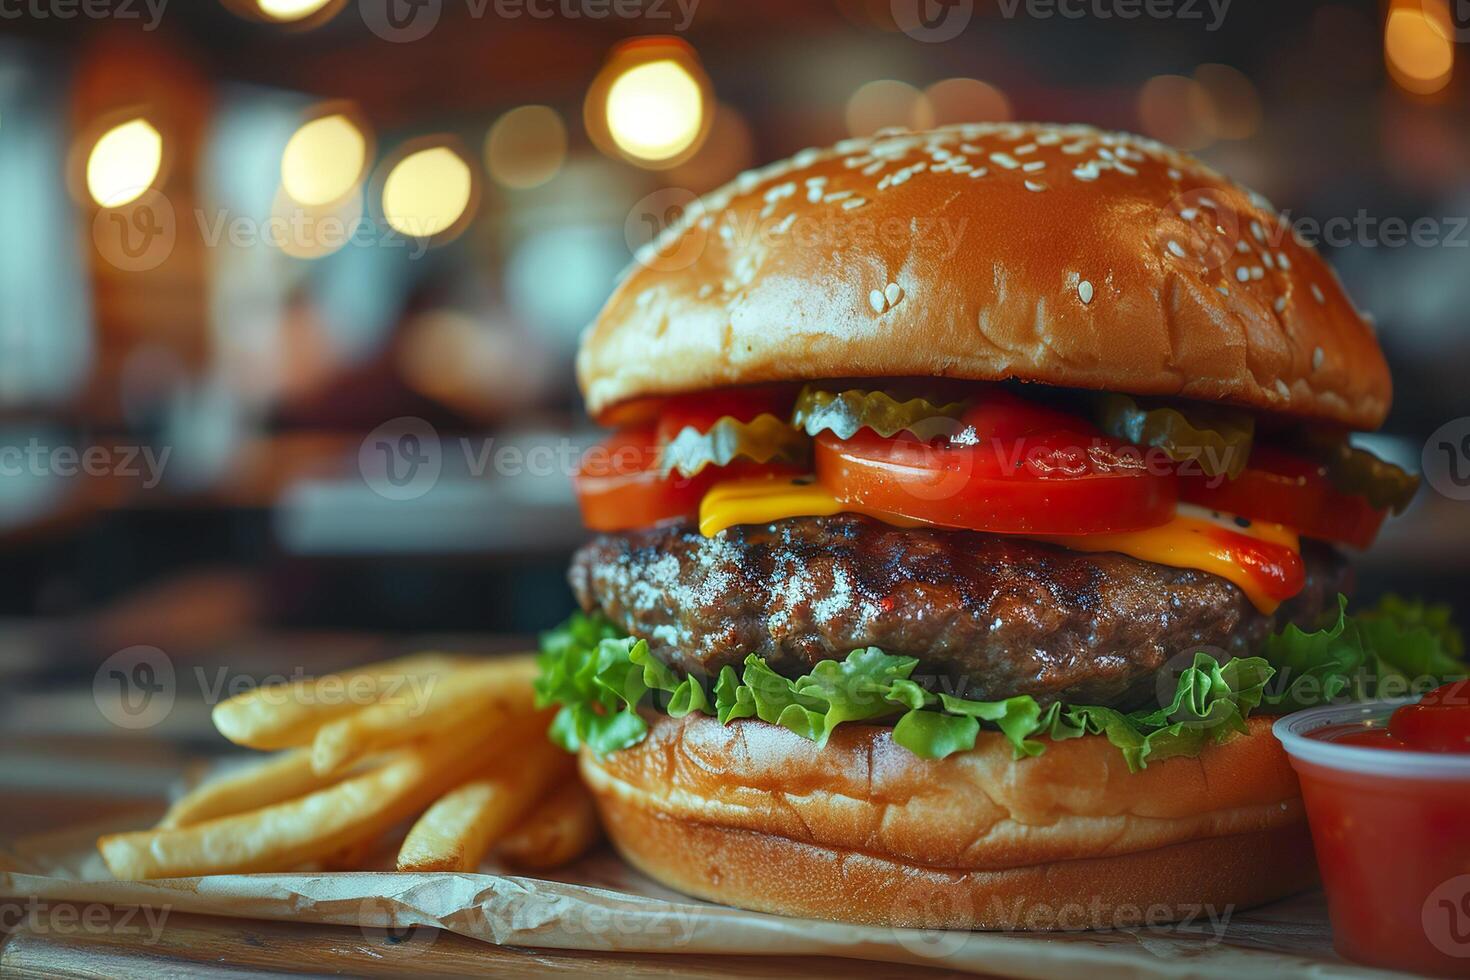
[0,816,1378,978]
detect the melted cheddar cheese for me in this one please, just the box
[698,477,1301,614]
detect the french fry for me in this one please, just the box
[158,749,339,829]
[211,652,458,750]
[311,656,538,776]
[98,706,520,879]
[496,781,602,870]
[396,730,572,873]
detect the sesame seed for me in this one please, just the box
[968,167,988,179]
[1311,283,1325,304]
[1236,267,1251,282]
[823,190,852,203]
[869,290,886,314]
[1072,163,1100,181]
[1180,208,1198,221]
[1312,347,1324,370]
[842,198,867,210]
[1262,252,1275,269]
[1114,162,1138,176]
[1022,160,1046,173]
[990,152,1020,170]
[1024,180,1047,192]
[1236,240,1251,254]
[1167,240,1187,259]
[1251,221,1266,243]
[1015,143,1038,155]
[1274,297,1287,313]
[1251,267,1265,281]
[1216,286,1230,296]
[1168,168,1182,180]
[1078,280,1094,304]
[1277,253,1291,270]
[885,282,903,304]
[1275,379,1291,400]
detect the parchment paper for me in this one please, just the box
[0,816,1394,979]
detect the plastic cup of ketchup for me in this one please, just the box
[1273,679,1470,976]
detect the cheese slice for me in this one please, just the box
[698,478,1300,613]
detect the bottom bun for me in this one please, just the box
[579,712,1317,930]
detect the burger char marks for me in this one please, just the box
[569,514,1350,710]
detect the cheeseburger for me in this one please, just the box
[535,123,1453,929]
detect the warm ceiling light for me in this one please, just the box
[256,0,334,21]
[605,59,704,163]
[485,105,567,190]
[281,113,367,206]
[846,80,931,137]
[86,118,163,208]
[381,145,474,239]
[1193,64,1262,141]
[1384,2,1455,95]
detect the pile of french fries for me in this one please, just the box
[97,653,600,879]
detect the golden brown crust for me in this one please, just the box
[578,713,1316,929]
[580,123,1390,429]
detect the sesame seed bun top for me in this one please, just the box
[578,123,1391,429]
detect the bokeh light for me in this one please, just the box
[281,112,367,206]
[846,79,930,137]
[1384,0,1455,96]
[1193,64,1261,140]
[924,78,1011,126]
[1136,74,1218,151]
[85,118,163,208]
[485,105,567,190]
[256,0,335,21]
[381,144,475,240]
[605,60,704,163]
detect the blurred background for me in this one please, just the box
[1,0,1468,817]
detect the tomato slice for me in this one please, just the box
[1180,447,1388,549]
[813,392,1177,535]
[575,426,797,532]
[1388,680,1470,753]
[653,386,800,445]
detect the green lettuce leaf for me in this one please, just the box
[536,594,1465,771]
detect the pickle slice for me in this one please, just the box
[1295,432,1420,514]
[659,414,810,478]
[791,385,969,441]
[1097,394,1254,479]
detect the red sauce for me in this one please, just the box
[1292,681,1470,975]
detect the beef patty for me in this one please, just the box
[569,514,1350,709]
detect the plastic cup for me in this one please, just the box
[1274,701,1470,976]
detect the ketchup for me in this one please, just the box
[1290,681,1470,975]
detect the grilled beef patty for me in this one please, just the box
[569,514,1350,709]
